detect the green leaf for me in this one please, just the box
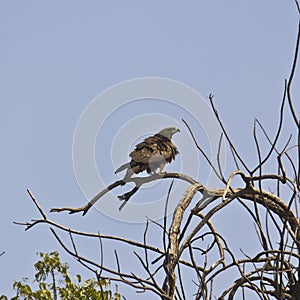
[3,252,121,299]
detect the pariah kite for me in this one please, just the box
[115,127,180,180]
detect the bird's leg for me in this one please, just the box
[158,163,166,174]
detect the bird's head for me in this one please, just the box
[157,127,180,140]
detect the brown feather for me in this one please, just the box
[115,127,180,179]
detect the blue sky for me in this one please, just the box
[1,1,300,298]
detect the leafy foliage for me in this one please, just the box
[1,252,121,300]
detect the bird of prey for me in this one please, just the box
[115,127,180,180]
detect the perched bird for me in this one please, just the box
[115,127,180,180]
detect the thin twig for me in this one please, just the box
[208,94,251,173]
[182,118,224,182]
[27,189,47,220]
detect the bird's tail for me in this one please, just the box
[115,162,130,174]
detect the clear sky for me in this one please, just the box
[1,1,299,299]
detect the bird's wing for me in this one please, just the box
[130,144,156,163]
[130,136,177,163]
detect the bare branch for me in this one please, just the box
[208,94,251,174]
[50,172,203,216]
[182,118,225,183]
[27,189,47,220]
[287,19,300,129]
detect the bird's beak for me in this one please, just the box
[175,128,180,133]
